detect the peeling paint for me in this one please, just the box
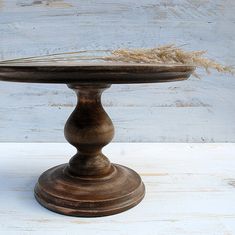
[50,103,74,107]
[46,0,73,8]
[227,180,235,188]
[18,0,73,8]
[0,0,4,9]
[175,99,211,108]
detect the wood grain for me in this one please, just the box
[34,84,145,216]
[0,143,235,234]
[0,63,194,83]
[0,0,234,142]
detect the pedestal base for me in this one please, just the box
[34,163,145,217]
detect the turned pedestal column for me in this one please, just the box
[34,84,145,217]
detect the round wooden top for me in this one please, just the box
[0,62,195,84]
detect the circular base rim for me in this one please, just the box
[34,163,145,217]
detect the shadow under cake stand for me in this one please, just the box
[0,62,194,217]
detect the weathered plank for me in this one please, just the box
[0,0,234,142]
[0,143,235,234]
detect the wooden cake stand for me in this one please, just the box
[0,62,194,217]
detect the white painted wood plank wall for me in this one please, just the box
[0,0,234,142]
[1,143,235,234]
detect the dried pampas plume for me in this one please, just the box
[0,44,233,78]
[103,44,234,77]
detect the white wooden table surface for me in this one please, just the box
[0,143,235,235]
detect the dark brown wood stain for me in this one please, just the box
[34,84,145,217]
[0,63,194,216]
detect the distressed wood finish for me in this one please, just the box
[0,0,235,143]
[35,84,145,216]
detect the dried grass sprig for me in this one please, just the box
[0,44,233,77]
[103,44,234,76]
